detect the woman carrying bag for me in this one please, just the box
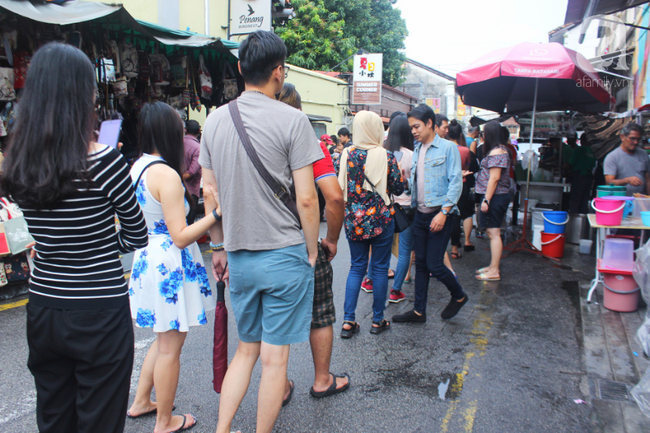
[339,111,404,338]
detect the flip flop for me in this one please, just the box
[450,252,462,259]
[126,404,176,419]
[170,414,197,432]
[310,373,350,398]
[476,273,500,281]
[388,269,395,279]
[475,267,489,274]
[282,380,294,407]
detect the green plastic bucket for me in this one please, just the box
[597,185,627,197]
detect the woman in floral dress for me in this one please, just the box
[126,102,220,433]
[338,111,404,337]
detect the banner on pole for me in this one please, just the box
[352,54,382,105]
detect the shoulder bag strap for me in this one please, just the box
[228,100,301,225]
[134,160,168,187]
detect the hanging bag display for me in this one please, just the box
[4,252,29,283]
[198,54,212,99]
[0,67,16,101]
[0,198,35,254]
[221,61,239,102]
[0,222,11,257]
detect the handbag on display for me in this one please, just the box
[0,198,35,254]
[4,252,29,283]
[221,61,239,102]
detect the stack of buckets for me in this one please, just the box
[541,211,569,258]
[600,238,639,312]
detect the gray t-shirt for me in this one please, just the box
[416,141,435,214]
[199,92,323,251]
[603,147,650,195]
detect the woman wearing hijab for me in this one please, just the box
[339,111,404,338]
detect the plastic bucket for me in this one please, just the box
[579,239,593,254]
[591,197,626,226]
[642,211,650,227]
[597,185,627,197]
[542,211,569,234]
[603,273,639,312]
[532,224,544,250]
[633,198,650,218]
[541,232,565,258]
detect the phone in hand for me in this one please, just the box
[97,119,122,149]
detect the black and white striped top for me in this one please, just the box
[23,145,148,309]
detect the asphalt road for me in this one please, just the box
[0,222,597,433]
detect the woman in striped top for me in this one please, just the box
[0,43,148,433]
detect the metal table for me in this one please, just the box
[586,214,649,303]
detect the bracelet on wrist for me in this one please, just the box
[209,242,224,251]
[212,208,222,222]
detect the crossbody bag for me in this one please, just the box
[228,100,301,227]
[362,172,409,233]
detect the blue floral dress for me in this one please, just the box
[128,154,215,332]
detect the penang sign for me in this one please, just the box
[230,0,271,36]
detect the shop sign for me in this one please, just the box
[426,97,441,113]
[457,96,466,117]
[230,0,271,36]
[352,53,382,105]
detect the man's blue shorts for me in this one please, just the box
[228,244,314,346]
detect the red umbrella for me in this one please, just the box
[213,264,228,394]
[456,42,613,114]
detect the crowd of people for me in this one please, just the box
[5,28,648,433]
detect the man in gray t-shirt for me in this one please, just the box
[604,122,650,196]
[199,31,322,433]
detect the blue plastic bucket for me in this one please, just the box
[542,211,569,234]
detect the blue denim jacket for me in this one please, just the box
[410,134,463,212]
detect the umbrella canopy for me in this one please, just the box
[456,42,613,114]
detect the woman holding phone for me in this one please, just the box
[0,42,148,433]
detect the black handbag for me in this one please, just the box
[362,173,410,233]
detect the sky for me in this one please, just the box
[395,0,571,77]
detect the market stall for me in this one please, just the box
[0,0,242,160]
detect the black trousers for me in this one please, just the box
[26,303,134,433]
[186,194,200,226]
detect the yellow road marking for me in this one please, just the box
[439,287,497,432]
[0,298,28,312]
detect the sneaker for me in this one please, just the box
[441,295,469,320]
[392,309,426,323]
[475,230,484,239]
[389,289,406,303]
[361,278,373,293]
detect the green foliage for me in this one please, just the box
[275,0,408,87]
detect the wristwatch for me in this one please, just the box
[441,208,449,216]
[483,198,490,206]
[212,208,222,222]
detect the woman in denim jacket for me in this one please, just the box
[392,104,468,323]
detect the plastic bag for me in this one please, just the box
[521,149,539,176]
[635,239,650,356]
[632,368,650,418]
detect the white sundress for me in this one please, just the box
[128,154,215,332]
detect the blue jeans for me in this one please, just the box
[412,210,465,314]
[392,225,413,291]
[344,222,395,323]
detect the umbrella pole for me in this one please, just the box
[503,78,558,261]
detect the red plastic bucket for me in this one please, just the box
[541,232,565,258]
[591,197,626,226]
[603,273,639,312]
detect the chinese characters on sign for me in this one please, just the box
[352,53,383,105]
[230,0,272,36]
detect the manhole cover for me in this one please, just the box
[596,379,632,403]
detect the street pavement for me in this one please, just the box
[0,222,597,432]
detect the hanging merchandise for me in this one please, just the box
[98,57,116,83]
[106,39,121,74]
[137,47,151,82]
[13,51,29,89]
[198,53,212,100]
[0,67,16,101]
[219,61,239,103]
[170,55,187,88]
[120,42,138,78]
[113,76,127,97]
[4,252,29,283]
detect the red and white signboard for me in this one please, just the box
[352,53,382,105]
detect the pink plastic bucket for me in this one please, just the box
[603,273,639,312]
[591,197,626,226]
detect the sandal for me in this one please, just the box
[450,252,462,259]
[370,319,390,334]
[388,269,395,279]
[310,373,351,398]
[282,380,294,407]
[476,273,500,281]
[170,414,197,432]
[341,321,360,339]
